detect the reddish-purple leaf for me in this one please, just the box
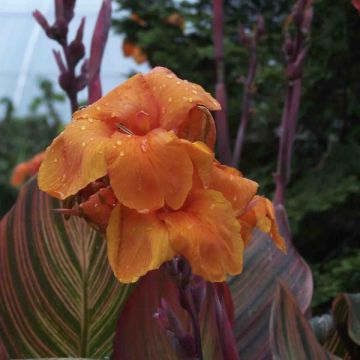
[88,0,112,104]
[270,282,340,359]
[113,267,237,360]
[0,178,133,357]
[229,206,313,359]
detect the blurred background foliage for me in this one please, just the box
[1,0,359,314]
[0,80,63,217]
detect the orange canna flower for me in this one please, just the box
[11,151,45,187]
[39,67,285,283]
[130,13,147,27]
[166,12,185,30]
[122,39,148,64]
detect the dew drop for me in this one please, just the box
[192,90,198,94]
[176,81,181,85]
[54,158,58,163]
[168,97,172,103]
[82,142,86,147]
[120,151,125,156]
[233,196,237,201]
[96,106,101,111]
[80,126,86,130]
[88,118,94,123]
[139,209,150,214]
[230,175,234,182]
[94,203,98,207]
[116,140,122,146]
[90,137,94,141]
[166,74,174,79]
[210,204,215,209]
[189,97,193,103]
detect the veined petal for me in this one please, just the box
[145,67,220,130]
[38,119,113,199]
[238,195,286,252]
[176,106,217,149]
[107,204,174,283]
[160,190,243,282]
[73,73,159,135]
[106,129,193,212]
[209,163,259,216]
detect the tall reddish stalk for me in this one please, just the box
[213,0,232,165]
[33,0,112,112]
[232,16,265,167]
[274,0,313,207]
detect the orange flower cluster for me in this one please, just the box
[11,152,45,187]
[38,67,285,283]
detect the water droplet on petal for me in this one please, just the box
[54,158,58,163]
[168,97,172,102]
[96,106,101,111]
[210,204,215,209]
[88,118,94,123]
[120,151,125,156]
[116,140,122,146]
[82,142,86,147]
[139,209,150,214]
[81,126,86,130]
[192,90,198,94]
[189,97,193,103]
[166,74,174,79]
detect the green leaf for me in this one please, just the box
[113,267,238,360]
[0,178,133,358]
[270,282,339,360]
[229,206,313,359]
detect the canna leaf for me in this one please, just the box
[269,282,339,359]
[229,205,313,359]
[113,266,237,360]
[0,177,133,358]
[324,293,360,359]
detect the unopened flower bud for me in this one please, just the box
[256,15,266,39]
[69,18,86,66]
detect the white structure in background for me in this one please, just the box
[0,0,150,121]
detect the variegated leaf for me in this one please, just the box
[0,178,133,358]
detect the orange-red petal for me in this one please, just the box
[73,73,159,135]
[238,195,286,251]
[145,67,220,130]
[209,163,259,216]
[38,119,113,199]
[160,190,243,282]
[105,129,193,212]
[107,204,174,283]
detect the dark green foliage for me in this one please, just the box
[0,79,64,218]
[113,0,360,311]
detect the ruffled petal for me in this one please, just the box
[160,190,243,282]
[209,163,259,216]
[107,204,174,283]
[73,73,159,135]
[238,195,286,251]
[106,129,193,212]
[145,67,220,130]
[38,119,113,199]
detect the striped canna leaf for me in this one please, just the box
[229,205,313,359]
[0,177,133,358]
[270,282,340,360]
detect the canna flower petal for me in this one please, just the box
[38,119,113,199]
[107,204,174,283]
[11,151,45,187]
[105,129,193,212]
[160,190,243,282]
[209,163,259,216]
[177,105,217,149]
[144,67,220,130]
[73,73,159,135]
[238,195,286,252]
